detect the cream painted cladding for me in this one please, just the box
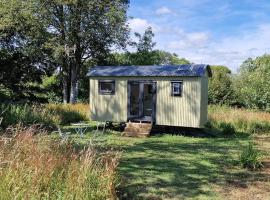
[89,76,208,128]
[200,72,209,127]
[89,78,127,122]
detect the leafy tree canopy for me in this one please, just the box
[0,0,130,103]
[106,26,190,66]
[235,54,270,111]
[208,65,234,105]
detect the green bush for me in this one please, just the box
[240,142,263,170]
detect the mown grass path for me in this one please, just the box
[115,135,247,200]
[58,126,270,200]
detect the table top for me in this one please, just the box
[70,123,90,127]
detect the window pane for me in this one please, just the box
[100,82,113,92]
[171,81,182,96]
[173,83,180,94]
[99,80,115,95]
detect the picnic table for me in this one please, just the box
[70,123,91,137]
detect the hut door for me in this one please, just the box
[128,82,141,118]
[128,81,156,122]
[143,83,155,117]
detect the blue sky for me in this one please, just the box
[127,0,270,71]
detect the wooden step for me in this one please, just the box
[125,126,152,131]
[124,127,143,132]
[126,122,152,128]
[123,122,152,137]
[122,131,149,138]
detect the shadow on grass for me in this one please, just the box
[151,125,214,138]
[151,125,251,140]
[116,135,267,200]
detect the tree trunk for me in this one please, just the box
[58,5,70,104]
[63,76,69,104]
[62,56,70,104]
[69,1,82,104]
[69,62,78,104]
[69,79,79,104]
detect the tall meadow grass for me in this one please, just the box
[0,103,89,129]
[208,105,270,134]
[0,125,120,199]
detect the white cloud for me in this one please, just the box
[167,31,209,49]
[128,18,160,34]
[204,24,270,71]
[128,18,150,33]
[163,23,270,72]
[127,17,270,72]
[126,0,270,72]
[187,32,209,45]
[156,6,173,15]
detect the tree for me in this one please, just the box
[235,55,270,111]
[208,65,234,105]
[131,27,189,65]
[0,0,53,102]
[133,26,156,53]
[239,57,256,72]
[106,26,190,66]
[0,49,48,102]
[107,50,190,66]
[0,0,130,104]
[47,0,129,104]
[150,51,190,65]
[129,26,157,65]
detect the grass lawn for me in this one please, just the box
[57,124,270,200]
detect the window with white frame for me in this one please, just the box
[98,80,115,95]
[171,81,183,97]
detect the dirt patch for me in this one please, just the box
[262,161,270,169]
[217,167,270,199]
[217,135,270,200]
[219,181,270,200]
[254,135,270,152]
